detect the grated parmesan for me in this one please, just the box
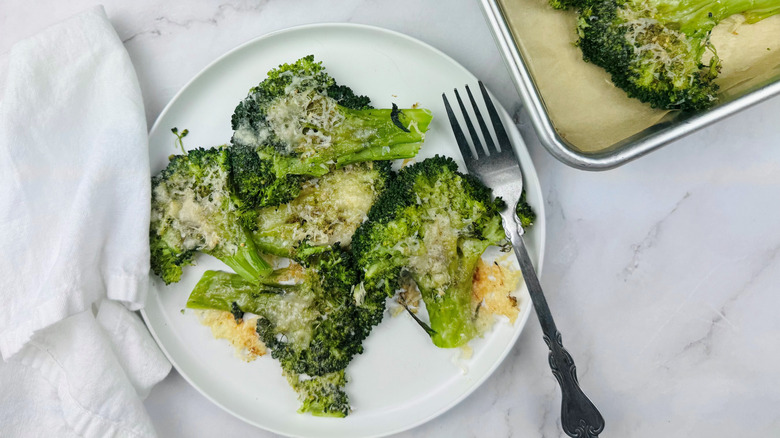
[473,258,522,335]
[195,309,266,362]
[255,164,381,248]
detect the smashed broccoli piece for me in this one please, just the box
[558,0,780,110]
[186,248,386,416]
[351,156,506,348]
[250,161,393,260]
[149,147,272,284]
[230,55,432,196]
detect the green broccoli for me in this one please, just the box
[186,248,386,416]
[250,161,393,259]
[351,156,507,348]
[149,147,272,284]
[230,55,432,190]
[228,145,306,217]
[558,0,780,110]
[228,141,305,229]
[284,370,350,417]
[516,189,536,229]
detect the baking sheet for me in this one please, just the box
[498,0,780,152]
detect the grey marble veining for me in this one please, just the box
[4,1,780,437]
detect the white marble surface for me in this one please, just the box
[4,1,780,437]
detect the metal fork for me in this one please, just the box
[443,82,605,438]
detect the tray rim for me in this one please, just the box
[479,0,780,170]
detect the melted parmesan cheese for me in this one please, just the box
[256,164,380,248]
[619,4,702,89]
[473,258,522,334]
[266,89,344,156]
[233,121,271,147]
[393,256,522,336]
[407,213,458,295]
[196,309,266,362]
[391,276,422,317]
[152,160,238,255]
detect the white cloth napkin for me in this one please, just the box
[0,6,171,437]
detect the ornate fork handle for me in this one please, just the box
[503,213,605,438]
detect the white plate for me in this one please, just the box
[142,23,546,438]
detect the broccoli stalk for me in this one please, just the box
[351,156,506,348]
[652,0,780,33]
[561,0,780,110]
[149,147,272,284]
[418,235,502,347]
[185,269,307,314]
[264,103,433,177]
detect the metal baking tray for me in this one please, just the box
[480,0,780,170]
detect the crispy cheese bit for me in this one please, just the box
[277,261,306,282]
[472,258,522,326]
[391,276,422,317]
[196,309,266,362]
[398,276,422,311]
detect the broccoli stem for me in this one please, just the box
[186,270,297,313]
[418,239,493,348]
[743,4,780,22]
[421,274,479,349]
[336,106,433,148]
[336,142,421,167]
[210,231,273,283]
[252,238,294,259]
[652,0,780,34]
[273,107,432,177]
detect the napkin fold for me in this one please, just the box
[0,6,170,437]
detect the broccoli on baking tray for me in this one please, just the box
[553,0,780,110]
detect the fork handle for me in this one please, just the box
[503,215,605,438]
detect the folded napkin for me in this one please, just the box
[0,6,170,437]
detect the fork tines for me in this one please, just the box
[442,81,512,162]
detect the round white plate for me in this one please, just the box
[142,23,546,438]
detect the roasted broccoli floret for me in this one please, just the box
[284,370,350,417]
[230,55,432,181]
[186,248,386,416]
[351,156,506,348]
[516,189,536,229]
[560,0,780,110]
[149,147,272,284]
[228,142,305,230]
[250,161,393,259]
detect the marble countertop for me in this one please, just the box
[5,1,780,437]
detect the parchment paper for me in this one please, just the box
[498,0,780,152]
